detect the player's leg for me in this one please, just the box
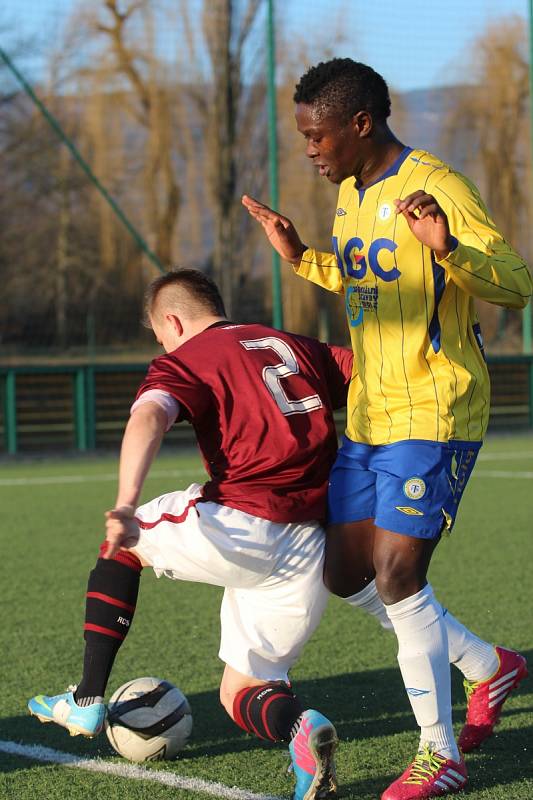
[371,442,476,799]
[327,519,502,688]
[221,665,337,800]
[324,521,377,598]
[77,544,145,702]
[327,438,527,759]
[220,665,303,740]
[324,438,377,598]
[27,484,206,739]
[371,527,469,799]
[331,529,527,754]
[28,543,144,737]
[326,439,467,797]
[219,519,337,800]
[432,439,526,746]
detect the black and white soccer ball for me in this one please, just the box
[105,677,193,762]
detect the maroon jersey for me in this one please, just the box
[136,322,353,523]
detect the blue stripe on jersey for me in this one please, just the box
[429,254,446,353]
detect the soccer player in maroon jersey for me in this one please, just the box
[28,268,352,800]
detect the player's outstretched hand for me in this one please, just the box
[104,505,140,559]
[394,190,455,260]
[242,194,307,264]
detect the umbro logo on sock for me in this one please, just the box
[406,687,430,697]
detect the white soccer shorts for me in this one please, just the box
[132,483,329,682]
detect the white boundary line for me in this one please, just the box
[477,451,533,462]
[0,452,531,487]
[0,469,201,487]
[1,467,532,487]
[0,740,283,800]
[473,470,533,479]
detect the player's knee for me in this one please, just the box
[324,522,375,598]
[374,542,431,604]
[323,554,372,598]
[323,568,355,597]
[375,568,425,605]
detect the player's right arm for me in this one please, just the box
[242,194,343,293]
[104,401,168,559]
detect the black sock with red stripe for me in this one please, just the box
[232,683,303,742]
[75,550,142,703]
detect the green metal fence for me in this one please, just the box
[2,357,533,455]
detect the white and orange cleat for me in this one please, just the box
[458,646,528,753]
[382,745,467,799]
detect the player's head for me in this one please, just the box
[293,58,392,184]
[145,268,227,352]
[294,58,391,124]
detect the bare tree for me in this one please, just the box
[180,0,265,317]
[85,0,181,269]
[441,16,531,348]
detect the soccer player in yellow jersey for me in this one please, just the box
[243,58,531,800]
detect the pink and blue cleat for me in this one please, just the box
[289,709,338,800]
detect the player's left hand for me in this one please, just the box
[104,505,140,559]
[394,191,455,260]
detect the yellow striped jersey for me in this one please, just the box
[295,147,532,445]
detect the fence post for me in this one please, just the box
[86,366,96,449]
[74,368,87,451]
[4,370,17,455]
[529,357,533,429]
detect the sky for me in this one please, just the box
[1,0,530,92]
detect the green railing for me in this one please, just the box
[0,364,146,455]
[2,356,533,455]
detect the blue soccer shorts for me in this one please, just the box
[327,437,482,539]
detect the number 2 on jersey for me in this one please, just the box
[240,337,323,416]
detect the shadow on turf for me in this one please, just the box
[4,651,531,794]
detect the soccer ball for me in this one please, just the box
[105,676,193,762]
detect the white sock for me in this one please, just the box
[443,608,499,682]
[385,584,460,763]
[343,580,394,630]
[344,585,498,683]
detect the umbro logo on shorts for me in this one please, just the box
[395,506,424,516]
[336,208,347,216]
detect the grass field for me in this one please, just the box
[1,435,532,800]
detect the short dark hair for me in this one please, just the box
[294,58,391,123]
[145,268,226,322]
